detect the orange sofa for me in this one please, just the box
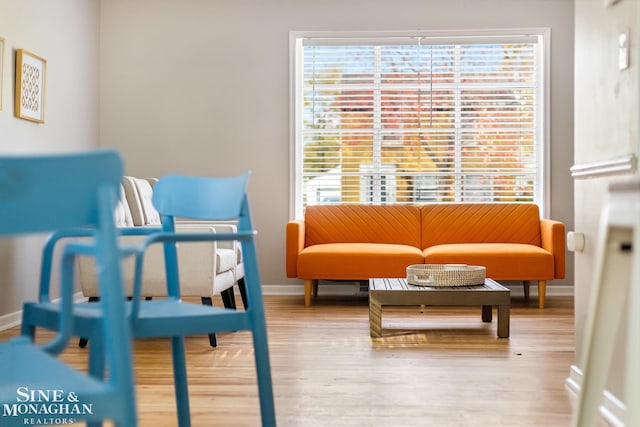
[286,204,565,308]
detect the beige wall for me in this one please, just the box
[0,0,100,317]
[99,0,575,289]
[573,0,639,416]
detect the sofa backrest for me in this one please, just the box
[304,205,422,247]
[421,203,542,248]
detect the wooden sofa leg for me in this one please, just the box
[523,280,530,301]
[538,280,546,309]
[304,279,317,307]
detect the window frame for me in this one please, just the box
[289,28,551,219]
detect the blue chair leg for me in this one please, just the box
[20,314,36,342]
[88,332,106,379]
[252,328,276,427]
[87,334,106,427]
[171,335,191,427]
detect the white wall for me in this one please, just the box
[100,0,575,289]
[0,0,100,317]
[571,0,639,418]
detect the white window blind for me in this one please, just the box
[292,32,545,215]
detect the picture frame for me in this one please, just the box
[0,37,5,110]
[15,49,46,123]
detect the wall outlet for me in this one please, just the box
[619,30,630,70]
[567,231,586,252]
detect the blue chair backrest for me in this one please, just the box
[0,150,123,235]
[151,173,250,222]
[150,172,275,427]
[148,172,253,301]
[0,149,137,425]
[0,149,125,351]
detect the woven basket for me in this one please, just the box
[406,264,486,287]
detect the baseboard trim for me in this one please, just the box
[0,292,87,332]
[263,282,575,297]
[0,311,23,331]
[565,364,626,427]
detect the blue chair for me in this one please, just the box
[0,150,137,427]
[22,172,276,427]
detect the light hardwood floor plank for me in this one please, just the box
[0,295,575,426]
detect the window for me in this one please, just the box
[291,30,548,217]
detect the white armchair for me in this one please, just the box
[77,176,246,347]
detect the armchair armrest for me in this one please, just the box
[39,241,89,355]
[286,220,305,278]
[178,222,244,269]
[129,230,256,317]
[540,219,566,279]
[39,228,95,303]
[77,221,246,299]
[39,227,157,303]
[176,221,238,251]
[83,225,227,297]
[38,234,131,354]
[76,227,163,298]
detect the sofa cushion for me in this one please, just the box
[122,176,161,226]
[297,243,424,280]
[132,178,161,225]
[304,205,422,247]
[421,203,542,247]
[114,185,134,227]
[423,243,555,280]
[122,176,145,226]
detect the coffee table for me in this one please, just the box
[369,277,510,338]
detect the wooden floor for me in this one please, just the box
[1,294,576,426]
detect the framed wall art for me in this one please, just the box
[15,49,46,123]
[0,37,5,110]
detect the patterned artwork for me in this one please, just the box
[21,62,41,112]
[15,49,46,123]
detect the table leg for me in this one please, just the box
[497,304,510,338]
[369,296,382,338]
[481,305,492,322]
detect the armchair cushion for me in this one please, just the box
[114,185,134,227]
[122,176,161,226]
